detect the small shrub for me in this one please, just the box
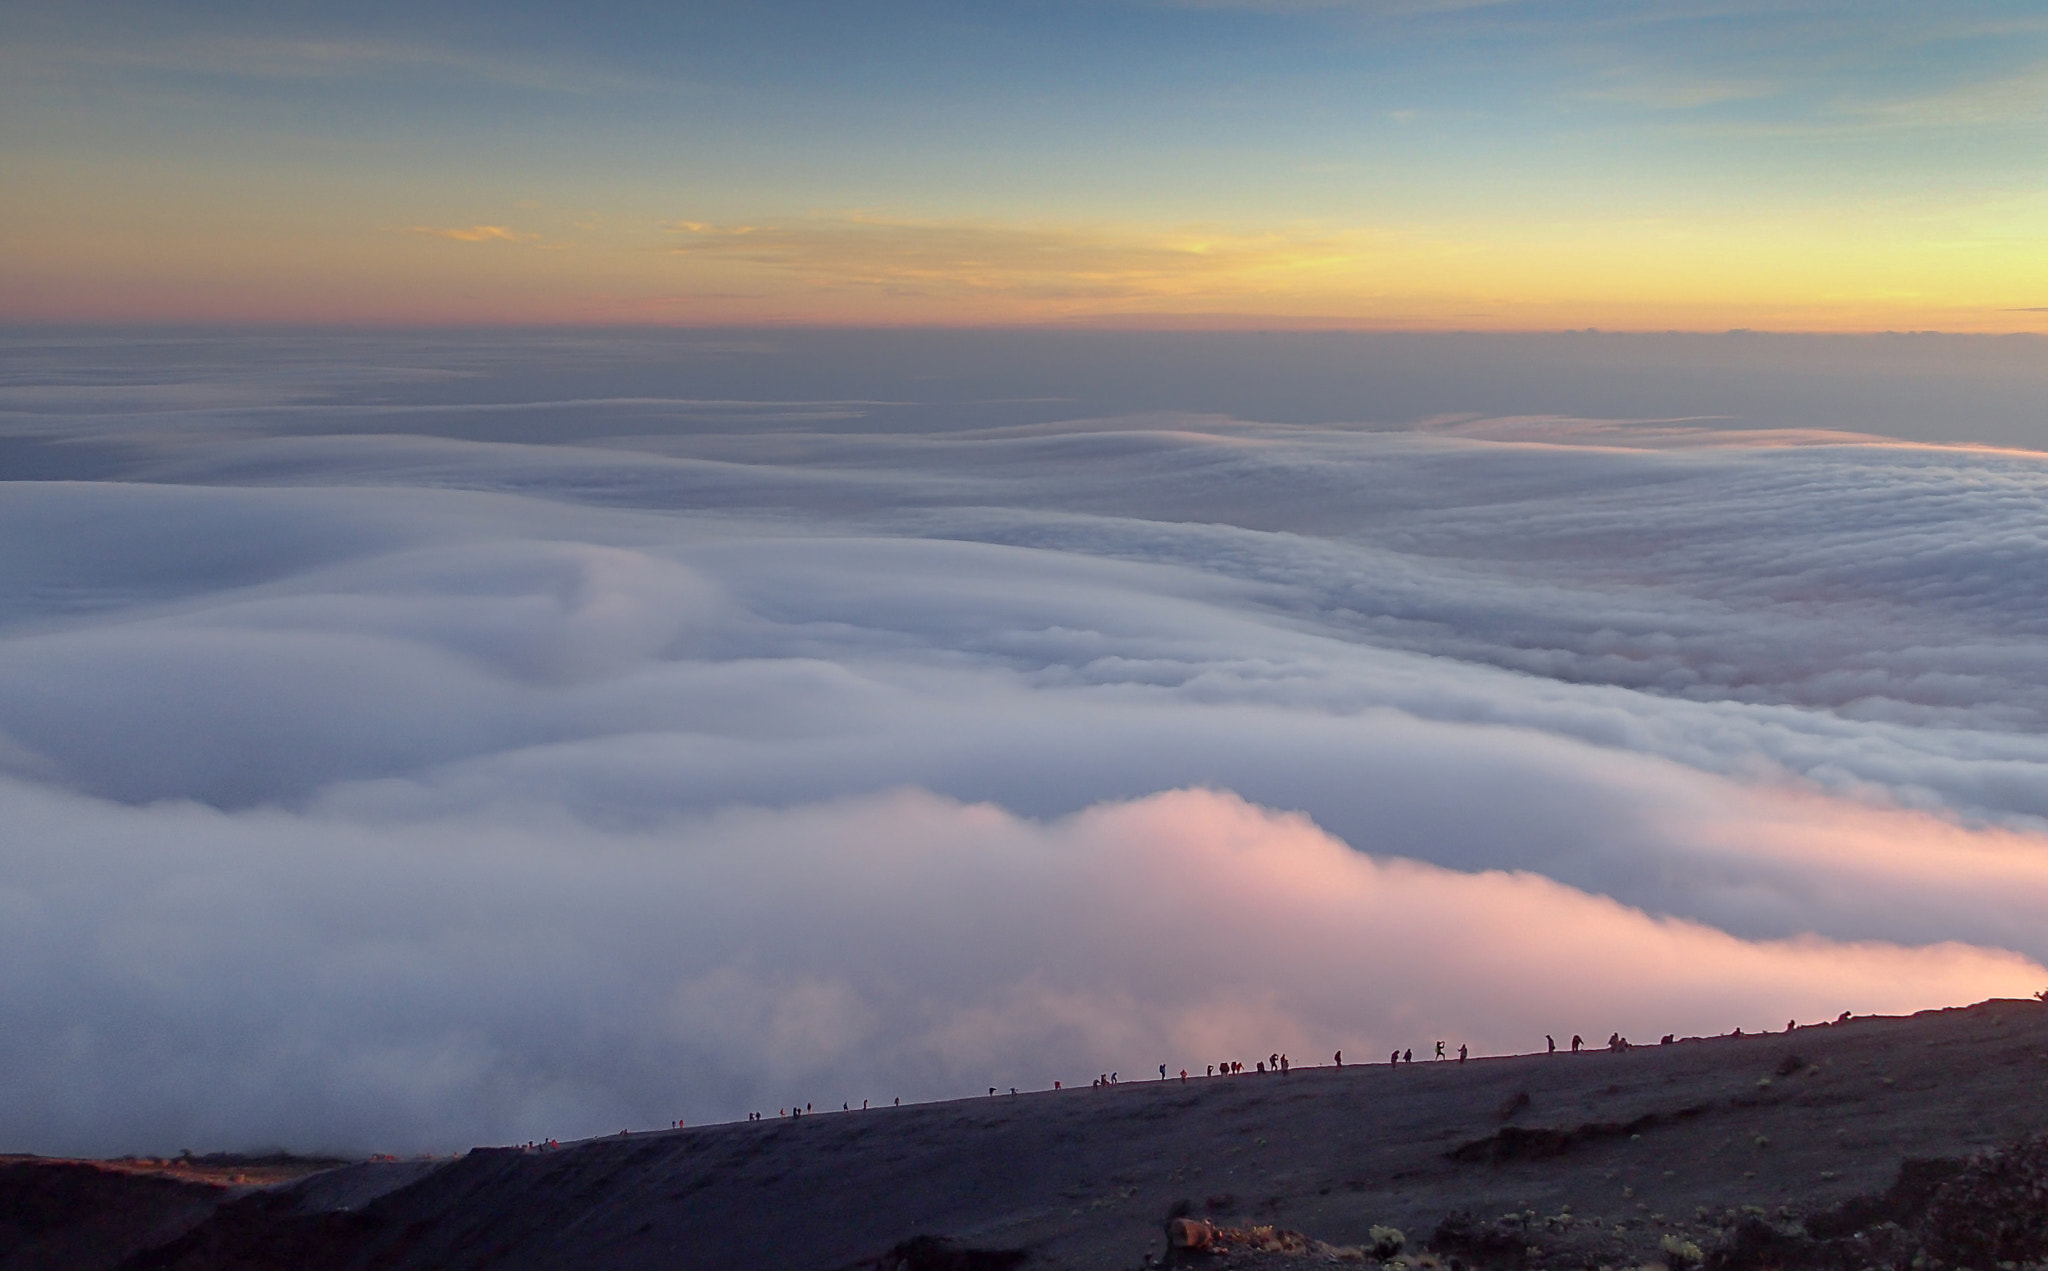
[1660,1234,1704,1267]
[1371,1224,1406,1258]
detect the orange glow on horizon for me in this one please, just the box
[6,182,2047,332]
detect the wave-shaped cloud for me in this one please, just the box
[5,337,2048,1152]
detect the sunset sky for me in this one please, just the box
[6,0,2048,329]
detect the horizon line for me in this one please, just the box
[5,319,2046,339]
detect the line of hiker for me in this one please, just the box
[722,1012,1859,1133]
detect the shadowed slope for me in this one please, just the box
[47,998,2047,1271]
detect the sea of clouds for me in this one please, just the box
[4,329,2047,1155]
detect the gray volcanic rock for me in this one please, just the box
[268,1161,445,1218]
[0,1161,226,1271]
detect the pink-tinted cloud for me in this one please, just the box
[407,224,539,244]
[1,779,2036,1156]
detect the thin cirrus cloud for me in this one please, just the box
[1577,68,1780,110]
[0,28,658,95]
[407,224,543,245]
[660,216,1443,308]
[1840,63,2048,129]
[3,332,2048,1153]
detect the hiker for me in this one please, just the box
[1335,1051,1342,1068]
[1181,1069,1188,1082]
[1661,1035,1674,1045]
[1281,1054,1289,1074]
[1011,1088,1018,1097]
[1390,1051,1398,1067]
[895,1097,901,1106]
[1571,1034,1582,1053]
[1435,1041,1445,1060]
[1837,1010,1851,1024]
[1458,1044,1467,1063]
[1208,1065,1215,1077]
[1608,1032,1620,1050]
[1547,1035,1556,1054]
[1270,1053,1280,1070]
[1403,1049,1412,1063]
[863,1100,868,1110]
[990,1088,997,1097]
[1787,1019,1796,1033]
[1257,1062,1265,1074]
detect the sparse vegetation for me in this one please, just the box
[1371,1224,1406,1258]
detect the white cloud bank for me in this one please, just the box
[3,332,2047,1154]
[3,779,2037,1157]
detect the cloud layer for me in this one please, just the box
[5,779,2037,1157]
[4,332,2047,1154]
